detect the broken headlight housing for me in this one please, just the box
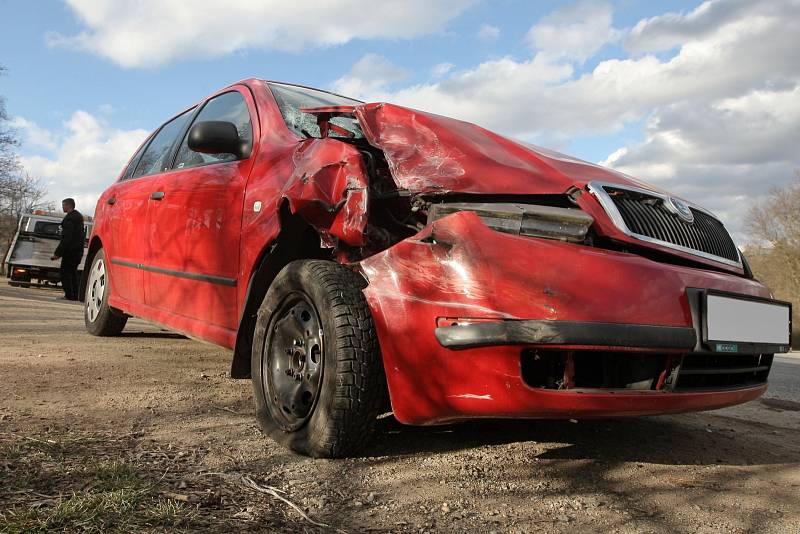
[427,202,594,243]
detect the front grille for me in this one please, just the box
[601,185,740,264]
[673,353,772,390]
[520,349,773,392]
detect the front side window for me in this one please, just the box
[133,109,194,178]
[268,83,363,139]
[173,91,252,170]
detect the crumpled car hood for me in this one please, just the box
[285,101,674,250]
[354,102,662,196]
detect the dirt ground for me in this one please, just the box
[1,284,799,533]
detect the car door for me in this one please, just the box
[145,88,257,330]
[105,109,195,305]
[103,140,152,305]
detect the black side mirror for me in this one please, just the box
[187,121,249,158]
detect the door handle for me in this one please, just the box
[150,192,165,200]
[107,197,116,205]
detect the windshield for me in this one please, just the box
[267,82,363,140]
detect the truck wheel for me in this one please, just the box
[84,249,127,336]
[251,260,385,458]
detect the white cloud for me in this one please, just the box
[51,0,475,68]
[525,0,619,62]
[16,111,148,214]
[431,62,455,78]
[384,54,574,134]
[10,117,58,152]
[477,24,500,40]
[332,54,409,100]
[377,0,796,138]
[626,0,757,53]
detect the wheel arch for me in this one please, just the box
[230,204,329,379]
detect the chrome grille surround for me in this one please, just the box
[587,181,742,268]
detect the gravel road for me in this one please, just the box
[1,283,798,533]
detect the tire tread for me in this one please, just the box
[305,260,384,457]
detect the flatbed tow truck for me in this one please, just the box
[3,211,92,288]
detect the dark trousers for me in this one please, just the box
[60,252,83,300]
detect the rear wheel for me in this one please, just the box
[84,249,127,336]
[251,260,385,458]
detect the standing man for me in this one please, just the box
[51,198,85,301]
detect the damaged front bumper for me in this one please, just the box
[360,211,788,425]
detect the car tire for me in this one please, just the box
[84,249,127,336]
[251,260,385,458]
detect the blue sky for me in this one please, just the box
[1,0,798,241]
[2,0,692,147]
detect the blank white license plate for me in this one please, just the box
[706,293,791,345]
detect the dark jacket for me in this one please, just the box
[55,210,85,257]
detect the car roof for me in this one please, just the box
[257,79,363,104]
[157,78,363,133]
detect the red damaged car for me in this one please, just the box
[82,79,792,457]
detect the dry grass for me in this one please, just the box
[0,433,198,533]
[0,429,311,533]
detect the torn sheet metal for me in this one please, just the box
[280,137,369,247]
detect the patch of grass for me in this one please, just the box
[1,489,199,533]
[145,499,198,528]
[1,435,115,496]
[1,476,199,533]
[0,443,25,461]
[0,432,202,533]
[85,460,142,491]
[1,488,147,533]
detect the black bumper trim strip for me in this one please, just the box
[435,320,697,350]
[111,259,237,287]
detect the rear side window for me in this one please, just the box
[34,221,61,236]
[121,139,149,181]
[173,91,252,170]
[133,109,194,178]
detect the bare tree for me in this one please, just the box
[744,173,800,347]
[0,174,52,251]
[0,65,51,257]
[0,64,19,177]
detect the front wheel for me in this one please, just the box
[251,260,385,458]
[84,249,128,336]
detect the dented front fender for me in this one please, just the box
[281,138,369,247]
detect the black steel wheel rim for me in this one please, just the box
[264,292,324,431]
